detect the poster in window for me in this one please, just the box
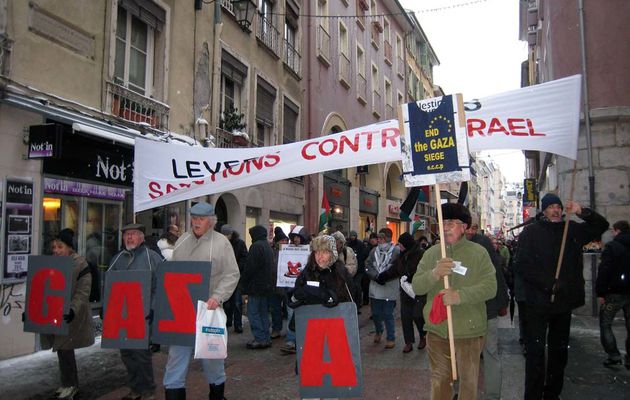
[2,177,34,282]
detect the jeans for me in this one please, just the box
[57,349,78,387]
[285,305,296,344]
[522,304,572,400]
[599,293,630,360]
[163,345,225,388]
[120,349,156,394]
[371,298,396,341]
[268,293,284,332]
[482,318,502,400]
[224,287,243,330]
[247,295,271,343]
[427,333,485,400]
[401,294,426,344]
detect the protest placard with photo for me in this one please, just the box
[276,244,310,288]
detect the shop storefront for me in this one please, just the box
[324,174,350,235]
[385,199,404,242]
[359,189,378,240]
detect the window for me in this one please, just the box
[384,77,392,118]
[371,63,380,118]
[283,97,299,144]
[257,0,279,54]
[316,0,330,65]
[220,50,248,130]
[284,1,301,75]
[255,78,276,146]
[114,6,154,95]
[396,34,404,78]
[356,45,367,104]
[338,21,350,88]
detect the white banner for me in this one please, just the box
[134,120,400,211]
[133,76,581,212]
[465,74,581,159]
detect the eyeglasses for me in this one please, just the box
[443,220,463,228]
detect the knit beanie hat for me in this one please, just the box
[398,232,416,251]
[56,228,75,250]
[441,203,472,228]
[541,193,563,211]
[273,226,289,243]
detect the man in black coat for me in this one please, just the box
[596,220,630,368]
[347,230,367,310]
[242,225,274,349]
[396,232,426,353]
[515,193,609,400]
[221,224,248,334]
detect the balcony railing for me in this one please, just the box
[339,52,350,88]
[397,56,404,78]
[105,81,169,130]
[384,40,392,65]
[221,0,234,14]
[357,74,367,104]
[214,127,250,148]
[257,14,280,56]
[372,89,381,118]
[317,24,331,65]
[283,39,301,76]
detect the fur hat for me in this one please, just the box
[441,203,472,228]
[273,226,289,243]
[541,193,563,211]
[398,232,416,251]
[56,228,75,250]
[310,235,338,266]
[331,231,346,245]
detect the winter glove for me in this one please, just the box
[321,288,339,308]
[21,312,25,323]
[150,343,161,353]
[145,309,154,324]
[400,276,416,298]
[432,258,454,280]
[375,273,387,285]
[62,309,75,323]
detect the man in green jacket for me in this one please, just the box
[412,203,497,400]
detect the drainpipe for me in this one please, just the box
[305,0,313,231]
[578,0,595,209]
[210,0,222,133]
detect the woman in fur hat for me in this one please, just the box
[289,235,354,308]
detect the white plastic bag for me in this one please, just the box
[194,300,228,359]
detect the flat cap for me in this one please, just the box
[190,202,215,216]
[220,224,234,235]
[121,223,145,233]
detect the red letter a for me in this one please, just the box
[300,318,357,387]
[102,282,146,339]
[158,272,202,334]
[28,268,66,326]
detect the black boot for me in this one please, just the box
[209,383,225,400]
[165,388,186,400]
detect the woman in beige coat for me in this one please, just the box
[40,229,94,399]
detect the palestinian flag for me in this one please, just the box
[319,191,332,232]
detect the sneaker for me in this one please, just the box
[418,336,427,350]
[280,342,296,354]
[270,331,282,339]
[603,357,622,367]
[57,387,78,399]
[373,332,382,344]
[246,340,271,349]
[384,340,395,349]
[55,387,64,396]
[402,344,413,353]
[121,390,142,400]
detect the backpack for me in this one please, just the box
[78,262,101,302]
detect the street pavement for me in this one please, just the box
[1,304,629,400]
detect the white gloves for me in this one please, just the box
[400,275,416,298]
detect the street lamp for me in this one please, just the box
[231,0,255,32]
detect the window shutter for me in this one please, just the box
[256,79,276,127]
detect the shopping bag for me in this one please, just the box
[194,300,228,359]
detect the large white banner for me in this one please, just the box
[134,76,580,212]
[466,74,581,159]
[134,120,401,211]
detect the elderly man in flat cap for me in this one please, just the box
[163,202,240,400]
[514,193,608,400]
[108,223,163,400]
[412,203,497,400]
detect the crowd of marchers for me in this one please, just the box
[35,193,630,400]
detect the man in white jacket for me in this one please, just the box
[162,202,240,400]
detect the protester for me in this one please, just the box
[157,224,180,261]
[397,232,427,353]
[418,235,430,250]
[289,226,310,246]
[514,193,609,400]
[220,224,248,334]
[366,228,401,349]
[466,224,510,400]
[40,229,94,400]
[596,220,630,368]
[331,231,358,278]
[163,202,240,400]
[108,223,162,400]
[241,225,275,349]
[288,235,354,309]
[269,227,290,339]
[412,203,497,400]
[346,230,368,311]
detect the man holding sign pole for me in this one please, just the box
[412,203,496,400]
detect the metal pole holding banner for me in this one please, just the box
[434,184,458,381]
